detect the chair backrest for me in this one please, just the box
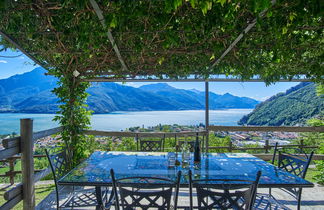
[138,137,165,152]
[278,151,314,179]
[272,142,314,179]
[189,170,261,210]
[45,147,67,182]
[271,143,314,202]
[45,147,68,209]
[111,169,181,210]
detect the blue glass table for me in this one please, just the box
[59,151,313,187]
[58,151,314,208]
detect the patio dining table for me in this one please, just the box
[58,151,314,208]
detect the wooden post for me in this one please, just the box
[205,81,209,152]
[20,118,35,210]
[229,141,233,152]
[265,140,269,153]
[9,158,15,185]
[300,139,304,150]
[135,133,139,151]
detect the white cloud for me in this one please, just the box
[0,60,8,63]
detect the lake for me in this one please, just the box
[0,109,252,134]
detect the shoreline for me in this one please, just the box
[0,109,253,135]
[0,108,254,115]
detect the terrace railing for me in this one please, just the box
[0,120,323,210]
[84,126,324,161]
[208,125,324,161]
[0,119,62,210]
[0,154,47,185]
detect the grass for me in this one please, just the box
[0,184,55,209]
[305,167,322,184]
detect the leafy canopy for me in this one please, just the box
[0,0,323,83]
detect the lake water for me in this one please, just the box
[0,109,252,134]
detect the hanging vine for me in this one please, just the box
[51,71,92,165]
[0,0,323,165]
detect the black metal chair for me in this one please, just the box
[137,135,165,152]
[45,147,108,209]
[110,169,181,210]
[189,170,262,210]
[255,143,314,210]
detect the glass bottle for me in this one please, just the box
[194,134,201,162]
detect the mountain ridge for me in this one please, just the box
[238,82,323,126]
[0,68,260,113]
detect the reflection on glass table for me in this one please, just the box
[59,151,314,188]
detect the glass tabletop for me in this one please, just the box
[58,151,314,188]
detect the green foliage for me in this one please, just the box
[0,0,323,170]
[208,135,231,153]
[0,0,323,83]
[239,83,324,126]
[298,84,324,184]
[0,184,55,209]
[52,73,92,167]
[97,137,137,151]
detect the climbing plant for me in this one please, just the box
[0,0,323,165]
[0,0,322,82]
[51,71,93,165]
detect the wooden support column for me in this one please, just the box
[9,158,15,185]
[20,118,35,210]
[205,81,209,152]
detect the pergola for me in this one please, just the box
[1,0,322,126]
[0,1,323,209]
[0,0,322,81]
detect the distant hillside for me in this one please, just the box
[238,83,323,126]
[139,83,259,110]
[0,68,259,113]
[0,67,58,112]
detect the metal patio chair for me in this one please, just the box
[137,135,165,152]
[189,170,262,210]
[255,143,314,210]
[110,169,181,210]
[45,147,108,209]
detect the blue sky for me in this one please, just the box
[0,48,38,78]
[0,47,299,101]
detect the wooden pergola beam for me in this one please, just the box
[89,0,129,71]
[210,0,276,69]
[0,30,47,69]
[82,78,311,82]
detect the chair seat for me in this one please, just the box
[254,193,291,210]
[60,187,109,209]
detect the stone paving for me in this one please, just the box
[36,184,324,210]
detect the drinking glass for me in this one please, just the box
[168,152,176,167]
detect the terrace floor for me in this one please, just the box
[36,183,324,210]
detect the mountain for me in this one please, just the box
[0,67,58,112]
[238,82,324,126]
[0,68,259,113]
[139,83,259,110]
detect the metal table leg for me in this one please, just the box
[95,186,103,210]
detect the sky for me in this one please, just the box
[0,47,300,101]
[0,47,38,78]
